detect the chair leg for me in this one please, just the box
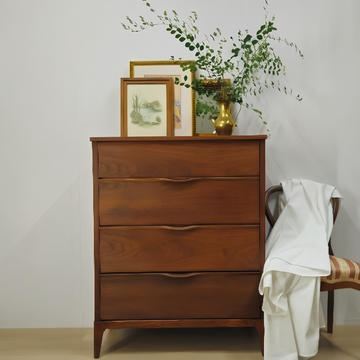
[327,290,334,333]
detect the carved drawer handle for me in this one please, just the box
[161,273,199,278]
[160,177,201,183]
[161,225,198,231]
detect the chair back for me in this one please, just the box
[265,184,341,255]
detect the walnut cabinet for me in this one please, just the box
[91,136,266,358]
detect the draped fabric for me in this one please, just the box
[259,179,341,360]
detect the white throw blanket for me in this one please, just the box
[259,179,341,360]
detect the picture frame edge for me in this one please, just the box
[129,60,196,136]
[120,77,175,138]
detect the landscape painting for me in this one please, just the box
[121,78,174,137]
[145,74,182,130]
[127,84,166,136]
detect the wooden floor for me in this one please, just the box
[0,326,359,359]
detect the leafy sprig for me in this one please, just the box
[122,0,303,135]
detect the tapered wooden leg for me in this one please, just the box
[94,322,107,358]
[254,320,264,356]
[327,290,334,334]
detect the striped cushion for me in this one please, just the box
[321,255,360,286]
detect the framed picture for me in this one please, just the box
[120,78,174,137]
[130,60,196,136]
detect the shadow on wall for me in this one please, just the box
[0,168,94,328]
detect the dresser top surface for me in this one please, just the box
[90,135,267,142]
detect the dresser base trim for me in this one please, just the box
[94,318,264,358]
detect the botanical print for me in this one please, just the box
[127,84,167,136]
[145,74,181,129]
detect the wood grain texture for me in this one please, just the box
[91,135,267,142]
[98,177,259,226]
[97,140,260,178]
[92,142,101,322]
[94,318,263,329]
[100,225,260,273]
[100,272,261,320]
[90,136,266,358]
[259,140,266,271]
[93,322,107,358]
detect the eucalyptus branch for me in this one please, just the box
[122,0,304,135]
[268,35,304,58]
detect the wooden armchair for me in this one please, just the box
[265,185,360,333]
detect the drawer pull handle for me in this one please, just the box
[162,273,199,278]
[160,177,201,183]
[161,225,198,231]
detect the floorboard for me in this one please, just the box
[0,326,359,359]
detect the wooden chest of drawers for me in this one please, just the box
[91,136,266,358]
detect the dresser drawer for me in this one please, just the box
[97,140,260,178]
[98,177,259,225]
[100,225,260,273]
[100,272,261,320]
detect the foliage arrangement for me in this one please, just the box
[122,0,303,133]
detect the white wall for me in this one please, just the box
[0,0,359,328]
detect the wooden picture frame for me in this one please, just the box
[121,78,174,137]
[130,60,196,136]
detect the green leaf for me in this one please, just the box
[257,35,263,40]
[175,34,181,38]
[252,40,258,45]
[184,75,188,81]
[189,45,195,51]
[244,34,252,43]
[170,30,176,34]
[179,37,186,42]
[185,42,190,47]
[256,25,266,34]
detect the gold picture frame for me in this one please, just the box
[120,78,174,137]
[195,79,232,136]
[130,60,196,136]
